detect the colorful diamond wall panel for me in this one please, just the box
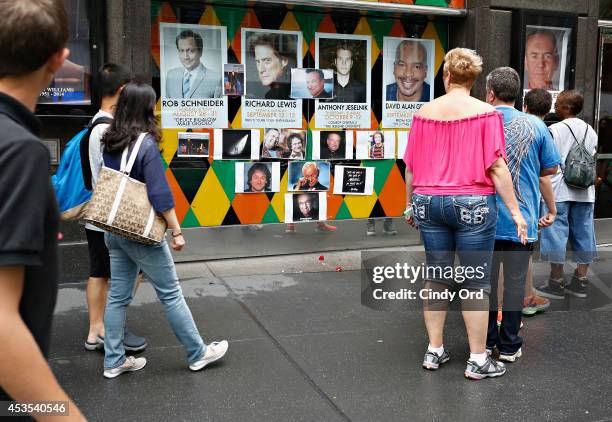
[152,1,451,227]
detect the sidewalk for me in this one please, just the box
[50,248,612,422]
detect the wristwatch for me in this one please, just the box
[404,206,414,218]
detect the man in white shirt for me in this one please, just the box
[536,90,598,299]
[83,63,147,352]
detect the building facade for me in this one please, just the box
[42,0,607,282]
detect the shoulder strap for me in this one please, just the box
[80,116,114,190]
[120,133,147,175]
[561,122,579,145]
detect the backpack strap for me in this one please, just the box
[562,121,590,148]
[80,116,114,190]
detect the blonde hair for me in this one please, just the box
[443,48,483,86]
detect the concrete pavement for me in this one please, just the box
[50,248,612,422]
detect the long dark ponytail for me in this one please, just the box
[102,82,161,153]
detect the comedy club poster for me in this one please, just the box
[314,33,371,129]
[241,28,303,129]
[381,37,434,129]
[159,23,228,129]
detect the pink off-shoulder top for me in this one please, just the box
[403,111,507,195]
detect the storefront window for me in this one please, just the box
[595,28,612,218]
[38,0,92,106]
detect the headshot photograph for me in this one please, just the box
[355,131,396,160]
[316,35,369,104]
[523,26,571,91]
[290,68,334,99]
[224,63,245,96]
[285,192,327,223]
[312,130,353,160]
[160,23,226,99]
[282,131,307,159]
[383,37,434,103]
[261,128,285,158]
[213,129,260,160]
[288,161,330,192]
[235,162,280,193]
[242,29,301,100]
[177,132,209,158]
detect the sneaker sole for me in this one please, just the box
[499,349,522,363]
[565,289,587,298]
[84,341,104,351]
[422,356,449,371]
[189,343,228,372]
[103,360,147,379]
[533,289,565,300]
[522,307,538,316]
[366,232,376,236]
[124,343,148,352]
[464,368,506,380]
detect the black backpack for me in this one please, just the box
[79,116,113,190]
[561,122,596,190]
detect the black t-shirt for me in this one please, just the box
[0,92,59,402]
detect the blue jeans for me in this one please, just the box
[412,194,498,292]
[540,201,596,264]
[104,233,205,369]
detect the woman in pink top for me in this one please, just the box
[403,48,527,380]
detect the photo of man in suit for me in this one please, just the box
[386,39,430,103]
[292,162,329,191]
[165,29,222,99]
[320,131,346,160]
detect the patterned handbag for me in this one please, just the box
[84,133,167,244]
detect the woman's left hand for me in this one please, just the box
[171,234,185,251]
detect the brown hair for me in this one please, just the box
[443,48,482,86]
[555,90,583,117]
[0,0,68,78]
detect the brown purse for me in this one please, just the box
[84,133,167,244]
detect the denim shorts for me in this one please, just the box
[412,194,497,292]
[539,201,597,264]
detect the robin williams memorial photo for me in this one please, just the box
[312,130,354,160]
[159,23,228,128]
[315,33,371,129]
[382,37,434,129]
[333,165,374,195]
[242,28,303,128]
[177,132,209,158]
[285,192,327,223]
[213,129,260,160]
[235,162,281,193]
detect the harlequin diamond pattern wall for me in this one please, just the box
[151,1,451,227]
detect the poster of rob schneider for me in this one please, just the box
[381,37,435,129]
[159,23,228,128]
[241,28,303,129]
[314,33,371,129]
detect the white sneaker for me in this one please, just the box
[103,356,147,379]
[189,340,229,372]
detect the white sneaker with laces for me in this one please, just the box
[498,348,522,363]
[103,356,147,379]
[189,340,229,372]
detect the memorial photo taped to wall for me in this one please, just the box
[312,130,354,160]
[213,129,260,160]
[235,162,281,193]
[177,132,209,158]
[288,161,330,192]
[285,192,327,223]
[333,165,374,195]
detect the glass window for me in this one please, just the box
[38,0,91,106]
